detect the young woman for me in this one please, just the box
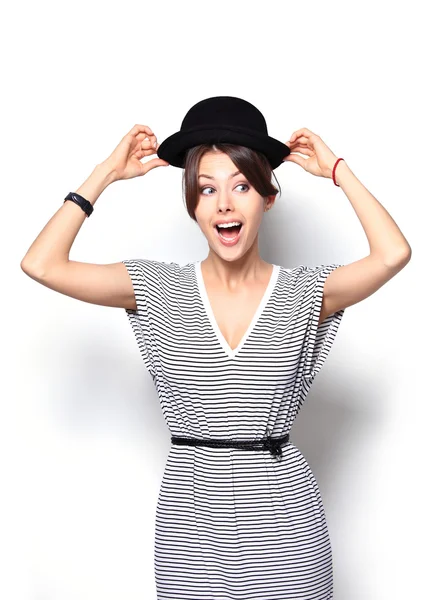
[21,96,411,600]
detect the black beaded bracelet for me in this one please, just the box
[64,192,94,217]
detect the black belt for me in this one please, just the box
[171,430,290,461]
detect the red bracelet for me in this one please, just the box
[332,158,345,186]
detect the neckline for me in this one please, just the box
[194,260,280,360]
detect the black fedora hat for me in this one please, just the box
[157,96,290,170]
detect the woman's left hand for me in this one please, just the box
[283,128,339,179]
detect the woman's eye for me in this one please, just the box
[200,183,249,195]
[200,187,213,195]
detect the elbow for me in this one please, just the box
[383,246,412,269]
[20,258,44,278]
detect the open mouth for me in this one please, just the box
[214,223,243,245]
[215,223,242,239]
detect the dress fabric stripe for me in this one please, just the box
[122,258,345,599]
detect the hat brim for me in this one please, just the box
[157,126,291,169]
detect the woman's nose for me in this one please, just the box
[215,190,235,207]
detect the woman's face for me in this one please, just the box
[194,151,275,261]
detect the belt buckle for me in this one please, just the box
[263,426,284,461]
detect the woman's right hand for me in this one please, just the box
[101,124,170,181]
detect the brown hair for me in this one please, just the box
[181,143,281,222]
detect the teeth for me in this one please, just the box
[216,221,241,228]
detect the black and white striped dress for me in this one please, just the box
[122,258,345,600]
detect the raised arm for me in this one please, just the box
[20,124,169,309]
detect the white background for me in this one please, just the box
[2,1,430,598]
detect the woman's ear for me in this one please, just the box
[265,194,277,211]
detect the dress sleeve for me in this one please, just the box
[121,258,161,380]
[295,264,346,385]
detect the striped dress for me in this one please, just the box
[122,258,346,600]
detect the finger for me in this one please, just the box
[284,153,307,168]
[128,141,154,160]
[135,132,155,143]
[128,123,154,136]
[291,147,314,157]
[141,138,158,151]
[289,129,304,142]
[290,137,316,151]
[288,139,312,148]
[142,157,170,174]
[288,140,314,154]
[290,135,312,145]
[135,141,164,159]
[130,135,158,156]
[135,148,157,159]
[135,147,158,159]
[289,128,317,143]
[126,124,157,147]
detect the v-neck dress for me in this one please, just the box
[122,258,346,600]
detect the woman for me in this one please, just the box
[21,96,411,599]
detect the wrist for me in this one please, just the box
[333,158,350,185]
[323,155,338,179]
[95,161,119,185]
[74,164,117,208]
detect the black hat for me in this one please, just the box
[157,96,290,170]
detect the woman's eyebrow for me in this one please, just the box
[198,171,241,180]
